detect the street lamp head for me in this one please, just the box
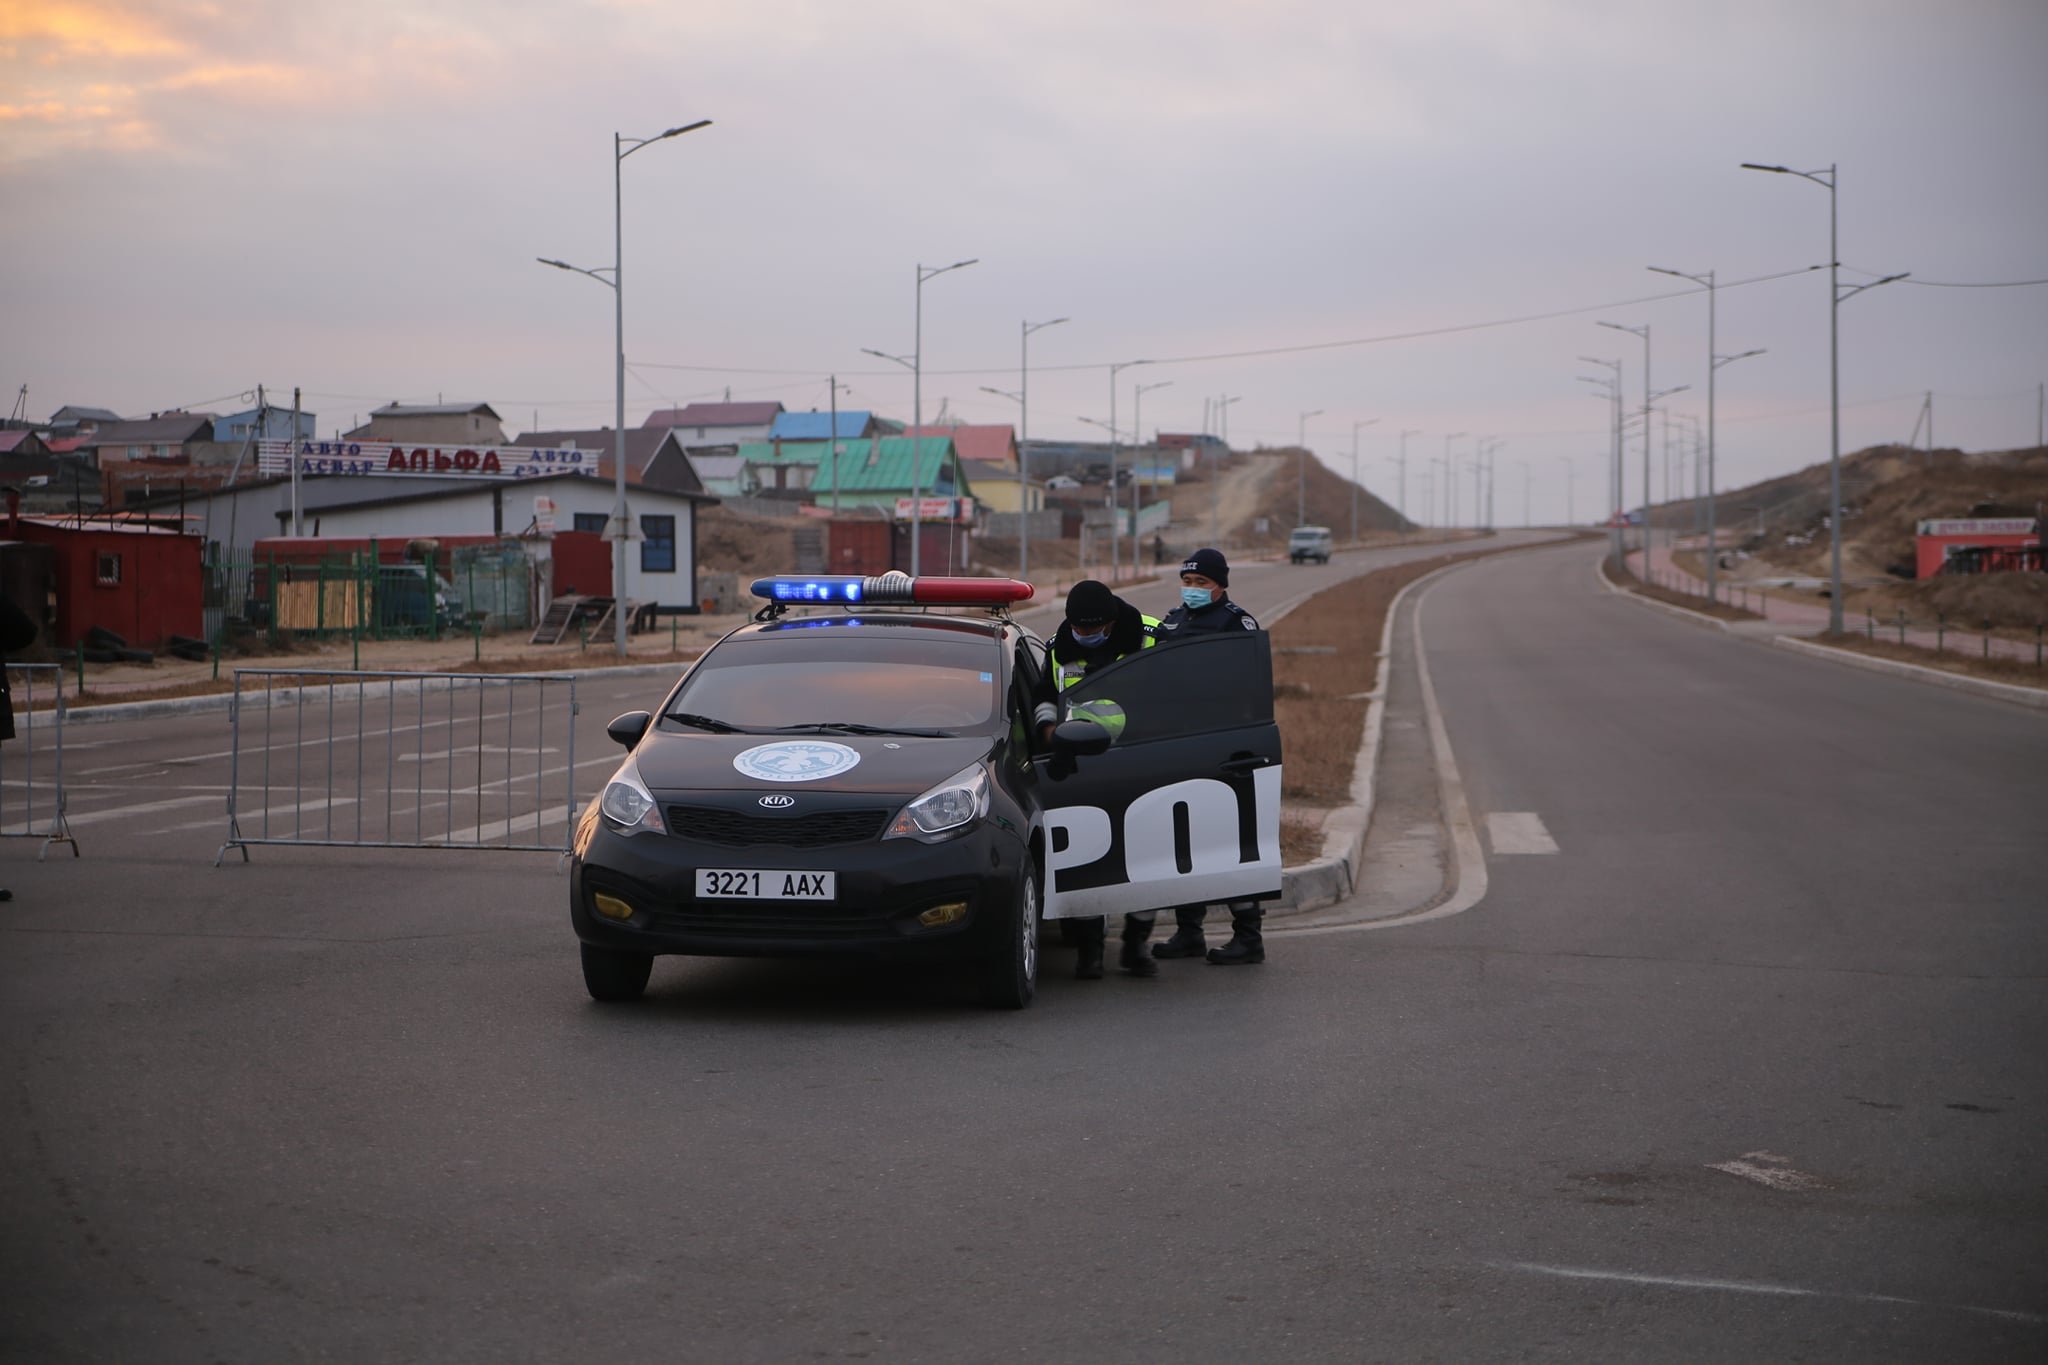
[980,386,1023,404]
[1596,320,1648,339]
[1740,161,1790,174]
[861,347,914,369]
[1027,316,1069,333]
[658,119,713,140]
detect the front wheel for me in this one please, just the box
[980,869,1039,1010]
[581,943,654,1002]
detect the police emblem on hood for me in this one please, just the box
[732,741,862,783]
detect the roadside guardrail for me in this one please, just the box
[216,668,580,865]
[2,664,80,860]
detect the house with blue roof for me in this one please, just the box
[766,410,897,442]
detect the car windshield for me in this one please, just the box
[666,626,1002,734]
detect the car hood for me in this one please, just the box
[632,730,998,798]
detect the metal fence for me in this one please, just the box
[216,668,581,865]
[1,664,80,860]
[204,543,535,647]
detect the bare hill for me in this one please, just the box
[1681,444,2048,627]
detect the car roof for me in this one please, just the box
[723,611,1019,644]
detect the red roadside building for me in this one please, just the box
[5,511,203,648]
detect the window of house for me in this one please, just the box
[572,512,608,536]
[96,552,123,586]
[640,514,676,573]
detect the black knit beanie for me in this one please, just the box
[1180,548,1229,587]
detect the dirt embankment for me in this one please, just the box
[1699,445,2048,629]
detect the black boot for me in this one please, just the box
[1074,917,1105,980]
[1118,913,1159,977]
[1151,904,1208,959]
[1206,904,1265,965]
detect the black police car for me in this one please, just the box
[569,571,1284,1008]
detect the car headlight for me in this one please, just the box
[598,761,666,836]
[885,763,990,843]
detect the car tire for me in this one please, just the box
[980,868,1039,1010]
[581,943,654,1002]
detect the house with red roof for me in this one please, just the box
[903,423,1018,469]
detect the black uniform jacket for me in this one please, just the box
[1155,596,1259,638]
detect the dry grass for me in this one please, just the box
[1804,632,2048,690]
[1271,555,1465,805]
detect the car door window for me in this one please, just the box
[1059,631,1271,744]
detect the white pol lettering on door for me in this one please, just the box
[1121,778,1244,881]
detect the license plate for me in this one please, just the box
[696,869,836,900]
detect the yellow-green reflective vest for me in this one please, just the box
[1050,616,1159,740]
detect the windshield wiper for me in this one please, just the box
[665,712,753,734]
[764,721,952,738]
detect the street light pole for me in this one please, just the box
[1106,360,1150,581]
[1214,395,1241,544]
[1016,316,1067,581]
[540,117,709,657]
[1579,358,1623,564]
[1349,418,1379,542]
[1397,429,1419,529]
[1296,409,1323,526]
[1741,162,1906,632]
[1596,321,1655,567]
[1133,379,1172,563]
[907,258,978,576]
[1443,433,1466,529]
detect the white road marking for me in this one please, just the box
[1287,570,1490,936]
[1707,1150,1827,1192]
[1494,1262,2045,1325]
[62,794,222,827]
[1486,811,1559,854]
[397,746,561,762]
[154,796,358,835]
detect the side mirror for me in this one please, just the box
[606,710,653,750]
[1050,718,1112,757]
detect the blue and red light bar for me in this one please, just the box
[749,572,1035,608]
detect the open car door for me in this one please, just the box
[1036,630,1283,919]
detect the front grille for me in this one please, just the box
[645,902,892,940]
[666,805,889,848]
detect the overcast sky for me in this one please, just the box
[4,0,2044,523]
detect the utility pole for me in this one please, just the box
[1397,430,1418,529]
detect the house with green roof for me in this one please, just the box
[736,434,971,516]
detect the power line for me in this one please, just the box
[628,265,1827,380]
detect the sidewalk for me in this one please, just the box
[1626,542,2038,662]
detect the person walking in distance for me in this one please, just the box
[1035,578,1163,979]
[1150,547,1268,964]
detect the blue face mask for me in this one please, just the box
[1181,586,1213,611]
[1071,626,1109,648]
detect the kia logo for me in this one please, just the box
[757,795,796,809]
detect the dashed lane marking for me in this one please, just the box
[1485,811,1559,854]
[1494,1261,2044,1325]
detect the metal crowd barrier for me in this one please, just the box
[1,664,80,860]
[216,668,580,865]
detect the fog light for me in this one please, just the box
[917,900,969,928]
[593,892,635,921]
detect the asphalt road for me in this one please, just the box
[3,536,2041,1362]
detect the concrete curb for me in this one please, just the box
[1771,636,2048,712]
[1597,553,2048,713]
[1271,557,1490,917]
[51,660,693,727]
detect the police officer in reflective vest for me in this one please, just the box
[1035,578,1163,980]
[1151,547,1269,965]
